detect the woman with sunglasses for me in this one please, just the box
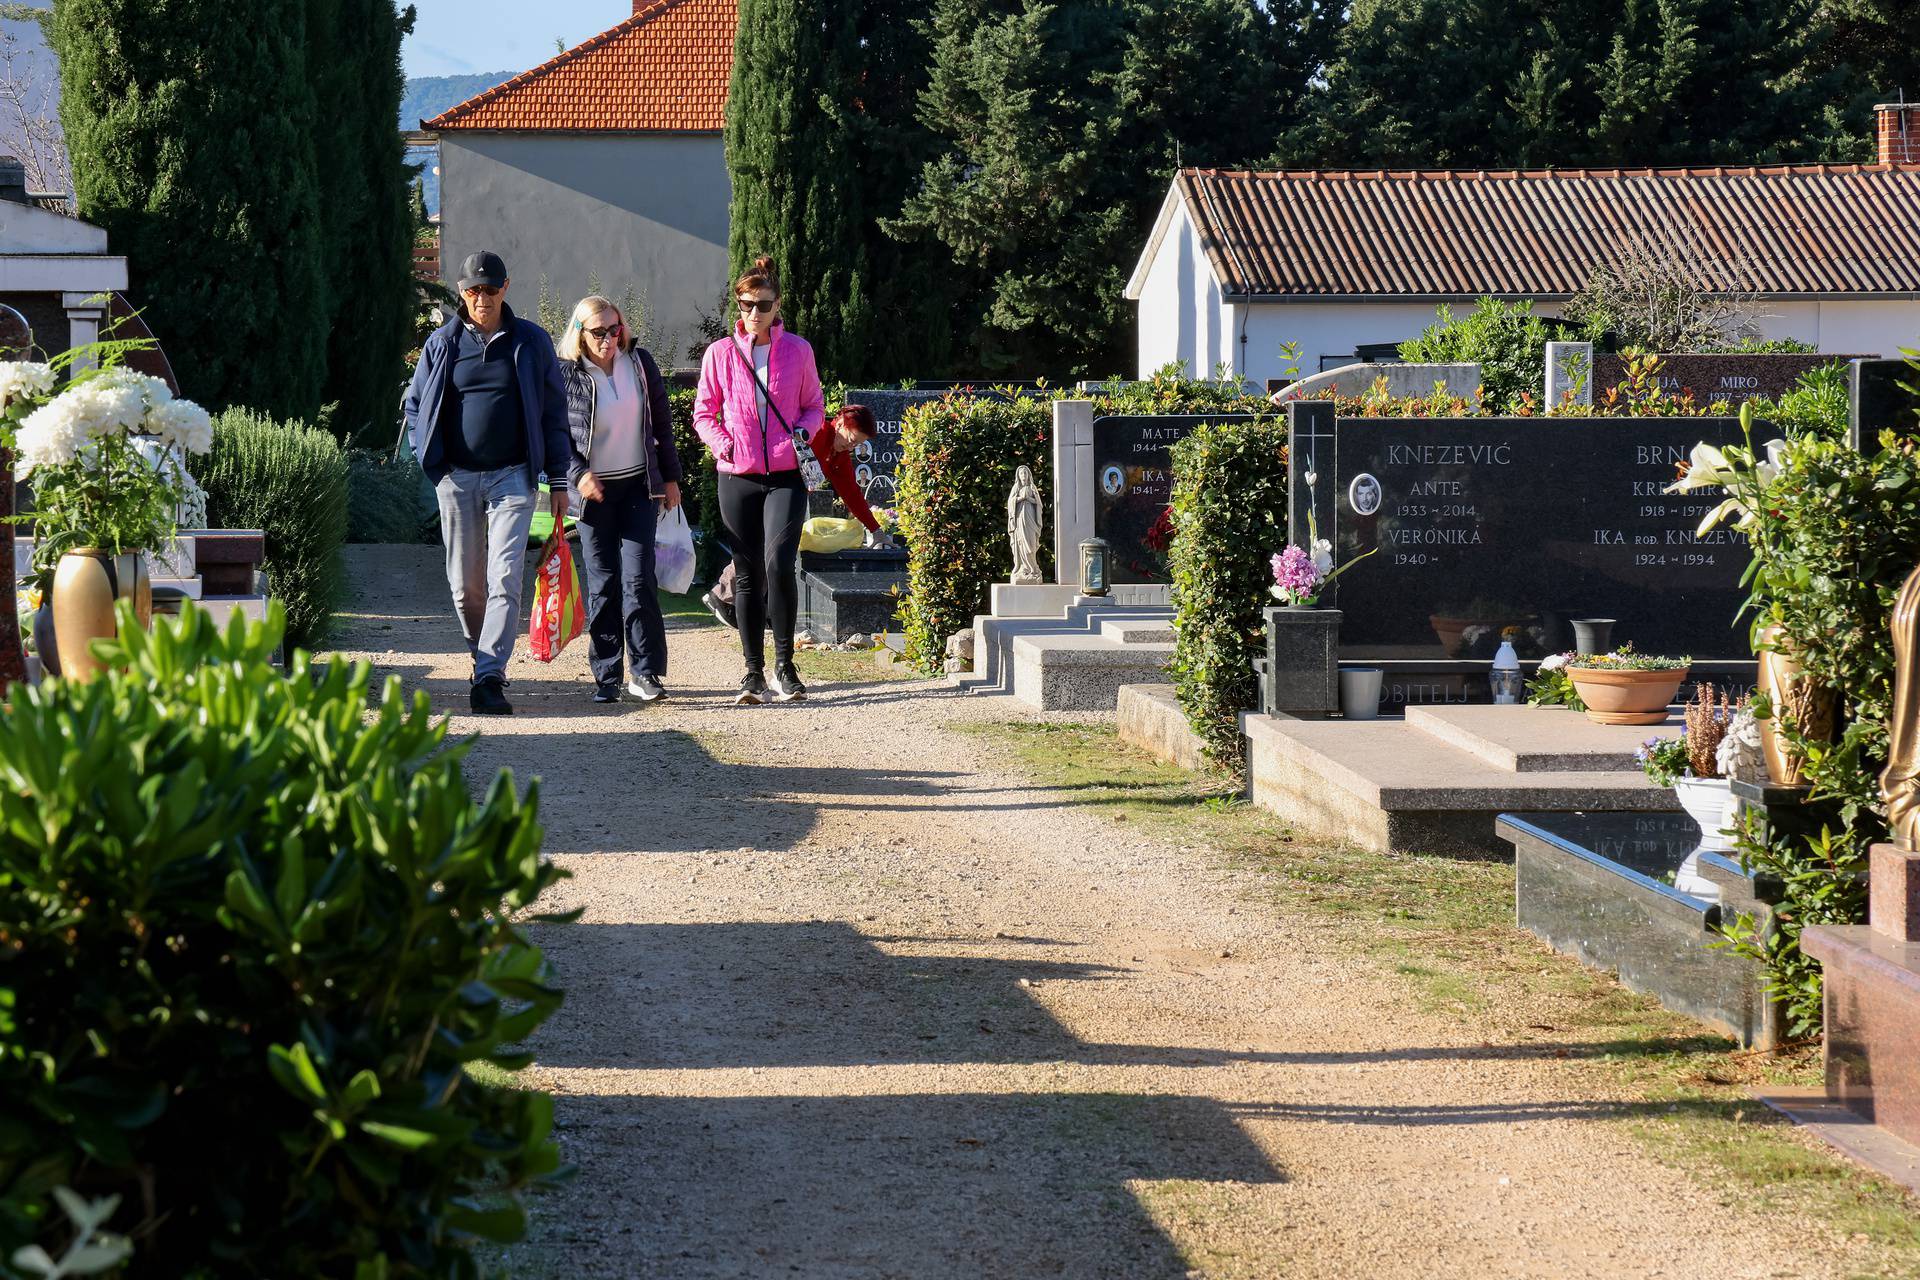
[559,294,682,704]
[693,256,826,705]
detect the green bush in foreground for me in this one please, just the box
[201,409,350,654]
[0,604,570,1277]
[1168,417,1291,766]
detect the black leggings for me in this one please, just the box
[717,469,807,672]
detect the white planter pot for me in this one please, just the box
[1673,775,1737,854]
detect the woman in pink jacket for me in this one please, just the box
[693,256,827,705]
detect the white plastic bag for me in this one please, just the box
[655,505,696,595]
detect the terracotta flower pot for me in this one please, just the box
[1754,624,1835,787]
[51,548,150,683]
[1568,664,1688,725]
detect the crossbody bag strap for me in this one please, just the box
[729,336,825,490]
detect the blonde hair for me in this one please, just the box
[557,295,633,362]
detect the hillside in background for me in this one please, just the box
[400,72,514,131]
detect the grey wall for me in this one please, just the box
[439,132,731,369]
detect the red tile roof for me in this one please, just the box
[1164,165,1920,299]
[425,0,736,133]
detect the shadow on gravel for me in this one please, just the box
[520,1090,1283,1279]
[494,729,1067,854]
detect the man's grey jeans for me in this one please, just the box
[435,465,537,684]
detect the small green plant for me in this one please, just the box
[1525,653,1585,710]
[0,602,570,1276]
[1635,735,1691,786]
[1569,645,1691,671]
[200,408,350,653]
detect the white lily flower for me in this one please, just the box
[1664,442,1732,495]
[1310,538,1333,575]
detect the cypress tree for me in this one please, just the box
[725,0,869,381]
[50,0,329,421]
[307,0,417,443]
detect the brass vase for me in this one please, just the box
[1755,624,1836,786]
[51,549,151,682]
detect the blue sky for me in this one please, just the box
[403,1,635,78]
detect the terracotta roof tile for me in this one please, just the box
[425,0,735,133]
[1175,166,1920,298]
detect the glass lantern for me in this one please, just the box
[1079,537,1111,597]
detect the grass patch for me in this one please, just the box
[956,717,1920,1269]
[794,645,918,686]
[658,588,717,624]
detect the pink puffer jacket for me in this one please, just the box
[692,322,826,476]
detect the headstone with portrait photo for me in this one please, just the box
[1285,401,1771,707]
[1090,414,1253,583]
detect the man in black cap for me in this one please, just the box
[403,251,571,714]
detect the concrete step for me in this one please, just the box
[957,604,1173,695]
[1100,617,1176,644]
[1009,633,1175,711]
[1406,704,1679,773]
[1244,712,1678,856]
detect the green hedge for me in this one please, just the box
[345,447,436,544]
[201,408,349,654]
[1167,417,1292,765]
[897,393,1053,671]
[0,604,568,1275]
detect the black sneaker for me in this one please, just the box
[702,590,737,631]
[628,675,666,702]
[735,671,767,706]
[771,662,807,702]
[470,677,513,716]
[592,683,621,704]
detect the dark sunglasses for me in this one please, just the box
[463,285,502,298]
[737,297,777,314]
[585,323,622,339]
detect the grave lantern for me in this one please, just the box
[1078,537,1111,597]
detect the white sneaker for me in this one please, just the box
[627,675,666,702]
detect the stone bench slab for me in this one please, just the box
[1407,704,1681,773]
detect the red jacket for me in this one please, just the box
[810,423,878,531]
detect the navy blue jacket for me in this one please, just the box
[403,303,570,485]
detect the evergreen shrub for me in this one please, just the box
[201,409,349,654]
[1167,417,1291,765]
[345,448,436,545]
[0,604,569,1276]
[1397,298,1549,412]
[896,393,1053,671]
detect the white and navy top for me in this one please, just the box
[586,355,646,481]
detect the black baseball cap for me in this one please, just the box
[458,251,508,291]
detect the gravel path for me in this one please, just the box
[335,545,1871,1280]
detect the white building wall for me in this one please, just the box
[1134,201,1237,380]
[1751,300,1920,356]
[439,132,730,368]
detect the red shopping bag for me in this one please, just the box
[528,534,583,662]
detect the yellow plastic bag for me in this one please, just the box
[800,516,865,553]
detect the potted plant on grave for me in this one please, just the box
[15,362,211,681]
[1636,686,1745,854]
[1566,645,1690,724]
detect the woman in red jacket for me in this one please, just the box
[693,256,827,705]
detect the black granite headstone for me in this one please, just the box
[1849,359,1920,451]
[827,389,950,512]
[1091,414,1252,583]
[1287,406,1774,667]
